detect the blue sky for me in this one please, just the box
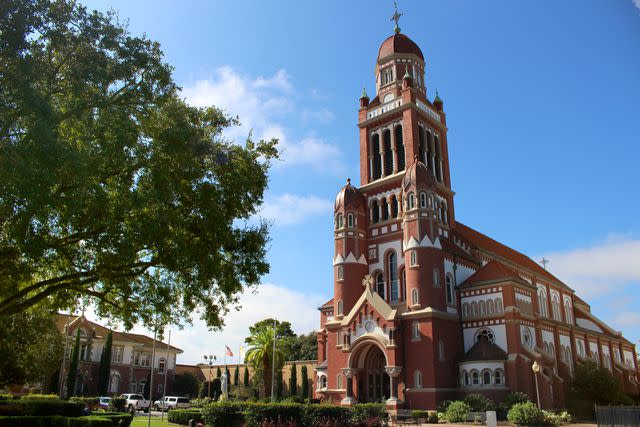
[82,0,640,363]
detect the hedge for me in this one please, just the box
[167,409,203,425]
[0,399,84,417]
[20,394,60,400]
[0,415,113,426]
[92,412,133,427]
[244,403,305,427]
[201,401,245,427]
[70,416,113,427]
[70,397,100,407]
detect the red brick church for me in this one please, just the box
[314,19,639,411]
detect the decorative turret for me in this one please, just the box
[433,90,443,111]
[359,87,370,108]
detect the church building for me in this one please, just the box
[314,17,639,411]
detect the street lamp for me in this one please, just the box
[531,361,541,408]
[203,355,216,399]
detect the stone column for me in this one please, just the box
[341,368,357,405]
[385,366,402,405]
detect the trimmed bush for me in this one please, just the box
[93,412,133,427]
[498,392,531,420]
[411,409,429,420]
[436,400,452,413]
[303,404,351,426]
[0,399,84,417]
[444,401,470,423]
[20,394,60,400]
[71,416,113,427]
[201,401,246,427]
[542,410,573,426]
[463,393,496,412]
[168,408,203,425]
[70,397,100,407]
[244,403,304,427]
[107,397,126,413]
[0,415,114,426]
[507,402,544,426]
[0,396,15,401]
[350,403,387,426]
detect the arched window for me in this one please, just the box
[108,371,121,393]
[418,126,426,165]
[410,250,417,267]
[439,340,445,361]
[434,134,442,182]
[337,300,343,316]
[158,358,166,374]
[419,192,427,208]
[482,370,492,385]
[471,371,480,385]
[407,192,415,210]
[376,273,385,300]
[463,370,470,386]
[337,374,343,389]
[522,327,533,349]
[564,300,573,324]
[495,298,503,313]
[412,321,420,339]
[537,287,548,317]
[551,294,561,321]
[395,125,405,171]
[487,299,495,315]
[321,376,327,389]
[433,268,440,288]
[371,200,380,223]
[381,198,389,221]
[401,268,406,301]
[414,371,422,388]
[494,370,503,385]
[411,288,419,306]
[479,300,486,316]
[426,131,434,172]
[391,195,398,218]
[336,214,343,229]
[445,274,455,305]
[372,133,381,180]
[383,129,393,176]
[347,213,354,228]
[337,265,344,281]
[462,303,469,317]
[476,328,495,343]
[389,252,399,302]
[471,301,478,317]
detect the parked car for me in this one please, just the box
[152,396,190,411]
[119,393,150,412]
[98,397,111,410]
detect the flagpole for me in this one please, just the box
[271,317,276,402]
[161,330,170,422]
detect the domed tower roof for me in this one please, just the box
[403,157,434,188]
[335,178,365,212]
[378,33,424,62]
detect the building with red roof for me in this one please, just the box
[315,19,638,411]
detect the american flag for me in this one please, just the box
[225,345,234,357]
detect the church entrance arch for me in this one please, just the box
[349,340,390,403]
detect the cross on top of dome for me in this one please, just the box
[390,0,403,34]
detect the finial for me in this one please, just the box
[359,87,369,99]
[403,65,411,79]
[390,0,403,34]
[347,178,351,185]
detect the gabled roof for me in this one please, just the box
[318,298,334,310]
[455,221,564,285]
[460,260,527,289]
[464,335,508,361]
[341,283,396,327]
[56,314,183,353]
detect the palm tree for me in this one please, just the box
[245,325,285,398]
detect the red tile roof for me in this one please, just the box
[460,260,525,289]
[455,221,564,285]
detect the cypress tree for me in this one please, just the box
[233,366,239,386]
[243,366,249,387]
[66,329,81,398]
[289,363,297,396]
[275,369,283,399]
[216,366,222,378]
[301,365,309,399]
[98,331,113,395]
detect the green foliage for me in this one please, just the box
[289,362,298,396]
[498,392,531,420]
[97,331,112,395]
[70,416,113,427]
[244,402,304,426]
[21,394,60,400]
[0,416,67,426]
[300,365,309,399]
[507,402,544,426]
[463,393,496,411]
[436,400,452,413]
[569,361,627,406]
[233,366,239,387]
[92,412,132,427]
[411,409,429,420]
[243,366,250,387]
[0,311,63,386]
[275,369,283,399]
[201,401,245,427]
[245,324,286,398]
[69,397,99,409]
[107,397,126,412]
[444,401,470,423]
[303,404,350,425]
[66,329,81,398]
[542,410,573,426]
[216,367,222,378]
[349,403,388,426]
[0,0,278,328]
[167,409,203,425]
[172,373,201,398]
[0,399,83,417]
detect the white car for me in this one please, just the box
[153,396,190,411]
[120,393,150,412]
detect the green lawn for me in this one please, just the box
[131,415,181,426]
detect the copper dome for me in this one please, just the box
[378,33,424,62]
[335,179,365,212]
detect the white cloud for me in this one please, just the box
[260,194,333,226]
[181,67,344,174]
[540,233,640,298]
[609,311,640,328]
[634,0,640,10]
[129,283,327,365]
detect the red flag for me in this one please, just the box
[225,346,234,357]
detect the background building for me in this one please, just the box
[316,24,639,410]
[57,314,182,398]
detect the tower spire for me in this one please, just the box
[390,0,403,34]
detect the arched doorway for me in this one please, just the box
[349,341,390,403]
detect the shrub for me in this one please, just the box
[444,401,470,423]
[498,392,531,420]
[411,409,429,420]
[20,394,60,400]
[463,393,496,412]
[70,397,100,410]
[70,416,113,427]
[427,411,439,424]
[0,399,84,417]
[107,397,126,412]
[168,409,203,425]
[303,404,350,426]
[350,403,387,426]
[542,410,573,426]
[93,412,133,427]
[201,401,246,427]
[507,402,544,426]
[0,396,14,401]
[436,400,453,413]
[283,395,304,404]
[244,403,304,427]
[0,415,114,426]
